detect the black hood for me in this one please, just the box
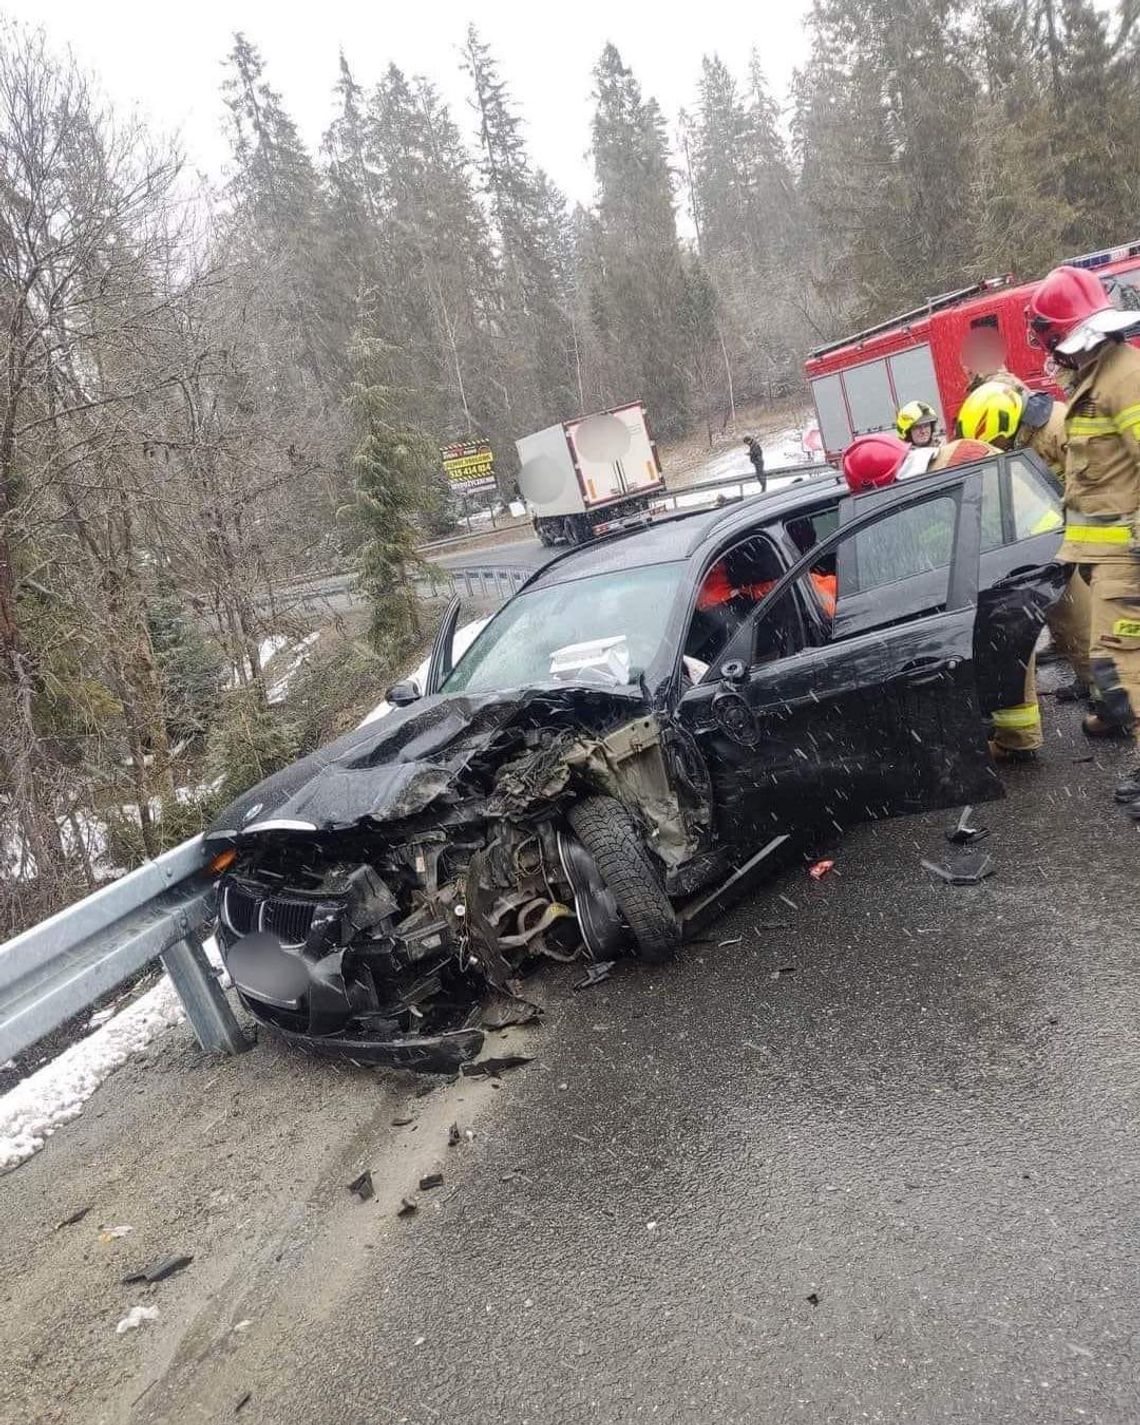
[205,685,645,841]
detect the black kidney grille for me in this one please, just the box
[261,896,317,948]
[222,883,259,937]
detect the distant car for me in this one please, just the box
[206,450,1065,1070]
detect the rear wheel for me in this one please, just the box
[567,796,680,963]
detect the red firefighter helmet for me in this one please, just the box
[841,432,909,493]
[1025,265,1121,354]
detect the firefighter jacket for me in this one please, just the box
[1057,340,1140,565]
[1020,401,1067,479]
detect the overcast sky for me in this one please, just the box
[6,0,813,207]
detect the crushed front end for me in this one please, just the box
[209,690,712,1071]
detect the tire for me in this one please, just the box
[567,796,680,963]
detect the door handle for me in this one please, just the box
[898,656,957,686]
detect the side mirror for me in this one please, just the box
[386,680,421,707]
[720,660,747,685]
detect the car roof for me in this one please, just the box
[525,469,846,589]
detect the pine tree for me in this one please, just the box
[461,27,577,430]
[350,340,440,657]
[586,44,691,435]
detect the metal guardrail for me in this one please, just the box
[0,835,247,1064]
[444,565,530,601]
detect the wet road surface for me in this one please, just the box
[5,673,1139,1425]
[249,680,1140,1424]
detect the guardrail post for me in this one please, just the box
[161,929,251,1055]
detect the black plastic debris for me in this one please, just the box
[481,995,541,1030]
[461,1054,533,1077]
[419,1172,444,1191]
[806,1292,821,1307]
[121,1253,194,1285]
[945,806,990,846]
[392,1115,414,1127]
[55,1206,90,1230]
[574,961,614,991]
[448,1122,461,1147]
[235,1392,252,1414]
[348,1171,374,1202]
[922,853,994,885]
[397,1197,418,1217]
[769,965,796,980]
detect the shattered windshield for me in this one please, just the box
[441,561,686,695]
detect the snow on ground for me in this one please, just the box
[0,937,226,1175]
[267,631,320,705]
[696,425,823,488]
[359,619,491,726]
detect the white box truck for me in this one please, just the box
[515,401,666,545]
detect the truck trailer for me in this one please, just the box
[804,240,1140,463]
[515,401,665,545]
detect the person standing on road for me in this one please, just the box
[1026,266,1140,802]
[956,379,1093,704]
[842,432,1043,760]
[744,435,766,491]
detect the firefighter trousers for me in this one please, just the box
[1082,561,1140,731]
[1046,566,1092,686]
[990,654,1042,752]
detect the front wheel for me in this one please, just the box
[567,796,680,963]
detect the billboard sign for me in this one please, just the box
[442,438,495,496]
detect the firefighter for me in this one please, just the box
[956,379,1093,703]
[841,432,1042,759]
[896,400,938,448]
[1026,265,1140,806]
[960,325,1023,396]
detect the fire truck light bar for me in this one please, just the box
[1065,240,1140,272]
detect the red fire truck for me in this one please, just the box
[804,240,1140,462]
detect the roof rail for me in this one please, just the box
[1064,240,1140,272]
[808,276,1014,360]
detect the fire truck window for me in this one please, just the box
[1105,268,1140,312]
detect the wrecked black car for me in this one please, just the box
[205,451,1066,1070]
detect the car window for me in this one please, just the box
[1008,455,1063,540]
[442,561,686,694]
[848,495,957,592]
[980,464,1003,552]
[784,504,839,556]
[683,534,785,679]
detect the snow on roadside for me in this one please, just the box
[0,937,227,1175]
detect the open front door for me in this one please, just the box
[424,595,462,696]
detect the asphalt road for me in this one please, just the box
[429,534,553,573]
[4,669,1140,1425]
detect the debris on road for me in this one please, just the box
[397,1197,418,1217]
[461,1054,533,1077]
[235,1392,252,1414]
[391,1115,414,1127]
[419,1172,444,1191]
[347,1171,374,1201]
[717,937,742,947]
[574,960,615,990]
[121,1253,193,1285]
[55,1206,90,1230]
[808,858,834,880]
[922,854,995,886]
[448,1122,462,1147]
[115,1305,160,1334]
[806,1292,821,1307]
[99,1225,133,1242]
[769,965,796,980]
[481,995,541,1029]
[946,806,990,846]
